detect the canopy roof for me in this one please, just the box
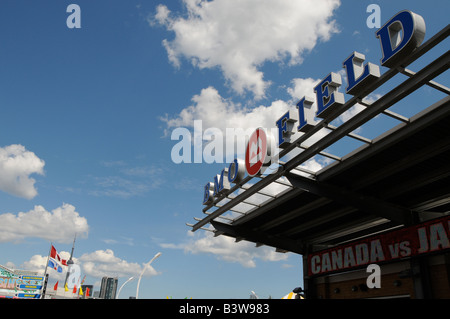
[189,25,450,256]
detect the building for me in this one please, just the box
[190,10,450,299]
[99,277,118,299]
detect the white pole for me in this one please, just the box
[136,252,161,299]
[116,276,134,299]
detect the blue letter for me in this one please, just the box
[314,73,345,119]
[275,111,296,148]
[343,52,380,96]
[213,169,230,196]
[296,96,316,132]
[376,10,425,68]
[203,182,214,205]
[228,159,245,184]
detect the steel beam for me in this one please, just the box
[210,220,304,254]
[285,173,414,224]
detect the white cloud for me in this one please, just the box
[161,78,332,162]
[161,86,293,162]
[287,77,321,101]
[20,254,68,281]
[16,249,160,280]
[163,231,289,268]
[161,76,324,137]
[0,144,45,199]
[161,86,289,132]
[21,254,49,273]
[153,0,340,99]
[0,203,89,243]
[79,249,160,278]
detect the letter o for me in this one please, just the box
[228,159,245,184]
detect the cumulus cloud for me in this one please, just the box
[21,254,49,273]
[0,203,89,243]
[162,86,289,132]
[161,78,332,163]
[153,0,340,99]
[162,231,289,268]
[79,249,160,278]
[16,249,160,280]
[161,76,324,136]
[287,77,321,101]
[0,144,45,199]
[162,86,292,163]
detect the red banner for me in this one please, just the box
[307,215,450,276]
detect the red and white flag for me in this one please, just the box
[50,245,68,266]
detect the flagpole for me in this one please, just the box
[41,242,52,299]
[64,234,76,287]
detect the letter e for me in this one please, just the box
[276,111,296,148]
[314,72,345,119]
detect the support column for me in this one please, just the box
[411,256,432,299]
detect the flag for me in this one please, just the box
[79,287,83,296]
[64,284,69,292]
[86,287,90,297]
[54,281,59,291]
[50,245,68,266]
[48,258,63,273]
[73,285,77,294]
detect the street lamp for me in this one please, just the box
[116,276,135,299]
[136,252,161,299]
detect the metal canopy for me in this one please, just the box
[189,25,450,256]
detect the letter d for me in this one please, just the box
[376,10,425,68]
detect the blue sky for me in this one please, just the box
[0,0,448,299]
